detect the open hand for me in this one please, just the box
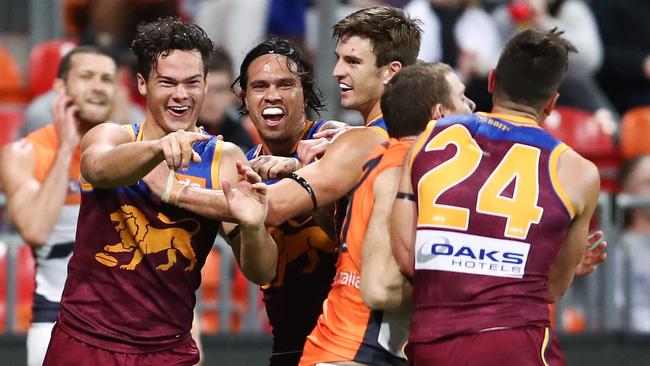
[222,161,268,228]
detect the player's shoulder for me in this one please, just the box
[560,147,600,184]
[220,140,247,160]
[24,123,57,149]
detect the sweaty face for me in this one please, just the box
[244,54,306,144]
[199,70,236,126]
[138,50,207,134]
[332,36,386,115]
[64,53,117,126]
[442,72,476,117]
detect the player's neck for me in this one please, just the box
[362,100,383,126]
[491,103,541,124]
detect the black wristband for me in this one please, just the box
[227,225,241,242]
[287,172,318,210]
[396,192,416,202]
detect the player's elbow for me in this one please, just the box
[361,281,398,310]
[19,226,47,247]
[242,266,276,286]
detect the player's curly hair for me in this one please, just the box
[233,37,325,116]
[131,17,214,80]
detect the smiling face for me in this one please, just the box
[62,53,117,127]
[244,53,307,146]
[137,50,207,134]
[332,35,386,117]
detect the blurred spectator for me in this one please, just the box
[197,48,255,152]
[194,0,269,75]
[493,0,615,114]
[20,66,145,137]
[267,0,309,50]
[403,0,501,110]
[615,155,650,333]
[63,0,179,52]
[592,0,650,114]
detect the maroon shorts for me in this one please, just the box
[43,324,199,366]
[408,327,556,366]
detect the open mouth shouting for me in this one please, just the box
[261,107,285,127]
[167,105,191,117]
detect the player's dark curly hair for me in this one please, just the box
[131,17,214,80]
[233,37,325,116]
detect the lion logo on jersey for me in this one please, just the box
[96,204,200,271]
[269,219,337,287]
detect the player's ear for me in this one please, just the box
[543,92,560,117]
[488,69,496,94]
[382,61,402,85]
[53,78,65,93]
[431,103,444,120]
[136,73,147,97]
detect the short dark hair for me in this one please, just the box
[333,5,422,68]
[57,46,116,80]
[131,17,214,80]
[208,47,234,78]
[233,37,325,116]
[381,62,454,138]
[493,28,577,110]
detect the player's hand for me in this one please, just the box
[222,160,268,228]
[312,125,355,141]
[52,90,81,151]
[575,231,607,277]
[249,155,300,180]
[158,130,211,171]
[297,138,331,164]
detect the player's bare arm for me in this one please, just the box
[361,166,412,310]
[390,140,423,278]
[548,149,601,302]
[81,123,210,188]
[0,94,80,246]
[219,145,278,285]
[264,127,386,226]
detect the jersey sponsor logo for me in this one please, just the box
[334,270,360,289]
[94,204,201,271]
[175,173,206,188]
[415,230,529,278]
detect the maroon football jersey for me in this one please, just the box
[409,113,575,344]
[57,124,224,353]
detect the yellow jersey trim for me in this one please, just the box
[408,120,437,168]
[211,140,224,189]
[122,124,137,142]
[540,327,550,366]
[479,112,542,129]
[549,143,576,219]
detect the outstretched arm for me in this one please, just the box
[81,123,210,188]
[361,167,412,310]
[150,127,386,226]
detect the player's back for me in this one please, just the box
[409,112,575,343]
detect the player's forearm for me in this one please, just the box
[265,179,314,226]
[238,225,278,285]
[174,185,235,222]
[10,147,75,246]
[361,226,412,310]
[82,141,163,188]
